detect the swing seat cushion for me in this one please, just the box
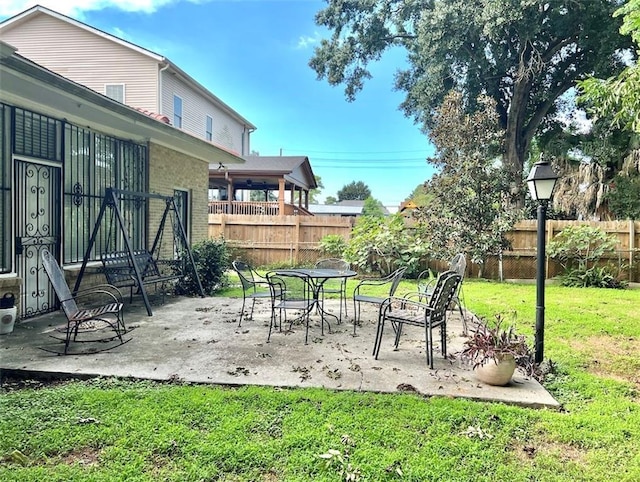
[101,250,182,290]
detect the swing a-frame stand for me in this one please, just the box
[74,188,205,316]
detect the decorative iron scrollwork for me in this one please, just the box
[72,182,83,206]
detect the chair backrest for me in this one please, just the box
[41,249,78,318]
[428,270,462,323]
[266,271,312,303]
[232,260,259,292]
[315,258,349,271]
[449,253,466,278]
[388,267,408,296]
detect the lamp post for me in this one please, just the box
[526,159,559,364]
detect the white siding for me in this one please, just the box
[161,70,247,154]
[0,13,158,111]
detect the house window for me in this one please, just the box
[105,84,125,103]
[173,95,183,128]
[206,115,213,141]
[13,108,62,161]
[63,125,147,263]
[173,189,189,257]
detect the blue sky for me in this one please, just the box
[1,0,436,207]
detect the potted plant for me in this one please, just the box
[461,315,533,386]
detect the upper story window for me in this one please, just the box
[173,95,183,128]
[206,115,213,141]
[105,84,125,103]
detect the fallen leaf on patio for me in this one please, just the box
[227,367,250,376]
[396,383,418,393]
[292,366,311,381]
[325,368,342,380]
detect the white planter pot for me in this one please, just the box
[0,306,17,335]
[474,355,516,386]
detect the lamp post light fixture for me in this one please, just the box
[526,159,559,364]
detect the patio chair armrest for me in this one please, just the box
[72,285,124,305]
[418,277,437,295]
[379,295,429,316]
[353,277,392,296]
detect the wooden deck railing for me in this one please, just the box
[208,201,313,216]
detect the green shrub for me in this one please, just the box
[344,215,429,276]
[176,237,230,296]
[559,265,628,289]
[548,225,624,289]
[318,234,348,258]
[547,225,617,270]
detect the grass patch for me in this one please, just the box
[1,278,639,481]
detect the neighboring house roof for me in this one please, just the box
[309,200,391,216]
[209,155,317,191]
[0,41,245,165]
[308,204,363,216]
[0,4,257,131]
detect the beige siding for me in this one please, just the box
[161,71,246,153]
[148,143,209,246]
[1,14,158,111]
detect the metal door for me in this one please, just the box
[15,160,61,317]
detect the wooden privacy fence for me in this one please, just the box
[208,214,354,266]
[209,215,640,282]
[476,220,639,282]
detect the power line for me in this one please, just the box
[313,164,428,169]
[312,157,427,163]
[280,148,430,155]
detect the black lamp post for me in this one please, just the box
[526,159,559,364]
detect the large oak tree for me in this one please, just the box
[310,0,631,193]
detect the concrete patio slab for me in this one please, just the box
[0,295,559,409]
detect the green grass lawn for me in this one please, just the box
[1,277,639,481]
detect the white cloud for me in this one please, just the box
[0,0,188,19]
[296,31,322,50]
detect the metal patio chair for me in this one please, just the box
[352,266,407,335]
[417,253,467,333]
[266,270,317,344]
[374,270,461,368]
[314,258,350,322]
[41,248,128,355]
[232,260,276,327]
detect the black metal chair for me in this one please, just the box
[374,270,461,368]
[232,260,275,327]
[266,270,317,344]
[41,248,128,355]
[417,253,467,333]
[314,258,350,322]
[352,266,407,335]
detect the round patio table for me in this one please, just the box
[274,268,357,328]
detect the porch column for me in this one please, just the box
[227,177,233,214]
[278,178,285,216]
[304,190,309,209]
[298,187,302,208]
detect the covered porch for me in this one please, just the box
[208,155,317,216]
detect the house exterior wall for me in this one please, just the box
[148,143,209,245]
[160,71,247,154]
[0,13,159,111]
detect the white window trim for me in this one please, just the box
[173,95,183,128]
[205,115,213,141]
[104,83,125,103]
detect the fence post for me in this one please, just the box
[630,220,636,282]
[294,215,300,265]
